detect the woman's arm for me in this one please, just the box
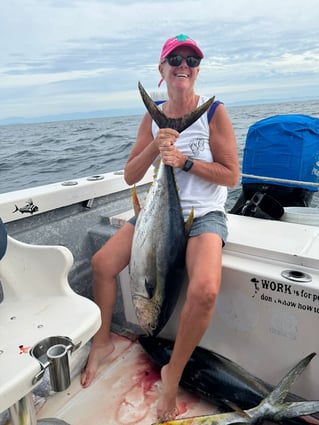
[191,103,240,188]
[124,113,158,186]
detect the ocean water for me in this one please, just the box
[1,99,319,208]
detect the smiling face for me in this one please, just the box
[159,46,200,90]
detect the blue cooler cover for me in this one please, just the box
[242,114,319,191]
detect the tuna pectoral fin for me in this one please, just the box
[138,81,215,132]
[249,353,318,421]
[145,277,156,298]
[132,185,141,217]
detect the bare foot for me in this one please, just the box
[156,365,179,421]
[80,339,115,388]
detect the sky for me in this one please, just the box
[1,0,319,124]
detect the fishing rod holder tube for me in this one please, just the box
[30,336,75,392]
[7,337,75,425]
[46,343,72,392]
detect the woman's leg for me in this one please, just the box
[157,232,223,420]
[81,222,135,387]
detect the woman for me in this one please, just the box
[81,33,239,421]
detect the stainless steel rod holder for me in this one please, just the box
[47,344,72,392]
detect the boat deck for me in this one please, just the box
[35,333,217,425]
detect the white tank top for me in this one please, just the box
[152,96,228,219]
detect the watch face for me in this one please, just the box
[183,159,193,172]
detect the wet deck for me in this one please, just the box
[36,334,217,425]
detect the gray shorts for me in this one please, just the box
[188,211,228,244]
[128,210,228,245]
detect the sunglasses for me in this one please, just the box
[165,55,201,68]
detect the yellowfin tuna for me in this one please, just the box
[129,83,214,335]
[153,353,319,424]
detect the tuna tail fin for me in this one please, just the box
[132,185,141,217]
[138,81,215,132]
[272,402,319,422]
[248,353,319,423]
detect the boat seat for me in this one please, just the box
[0,218,101,416]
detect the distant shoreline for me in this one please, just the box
[1,97,319,127]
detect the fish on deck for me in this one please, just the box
[151,352,319,425]
[129,82,215,336]
[139,336,319,425]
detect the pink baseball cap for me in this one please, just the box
[159,34,204,62]
[158,34,204,87]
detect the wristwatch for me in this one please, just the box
[182,158,194,172]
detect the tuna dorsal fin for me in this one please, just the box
[138,81,215,132]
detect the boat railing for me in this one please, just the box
[0,168,154,224]
[241,173,319,188]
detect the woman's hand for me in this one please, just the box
[154,128,186,168]
[154,128,178,150]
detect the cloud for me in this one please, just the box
[0,0,319,122]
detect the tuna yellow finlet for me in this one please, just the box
[132,185,141,217]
